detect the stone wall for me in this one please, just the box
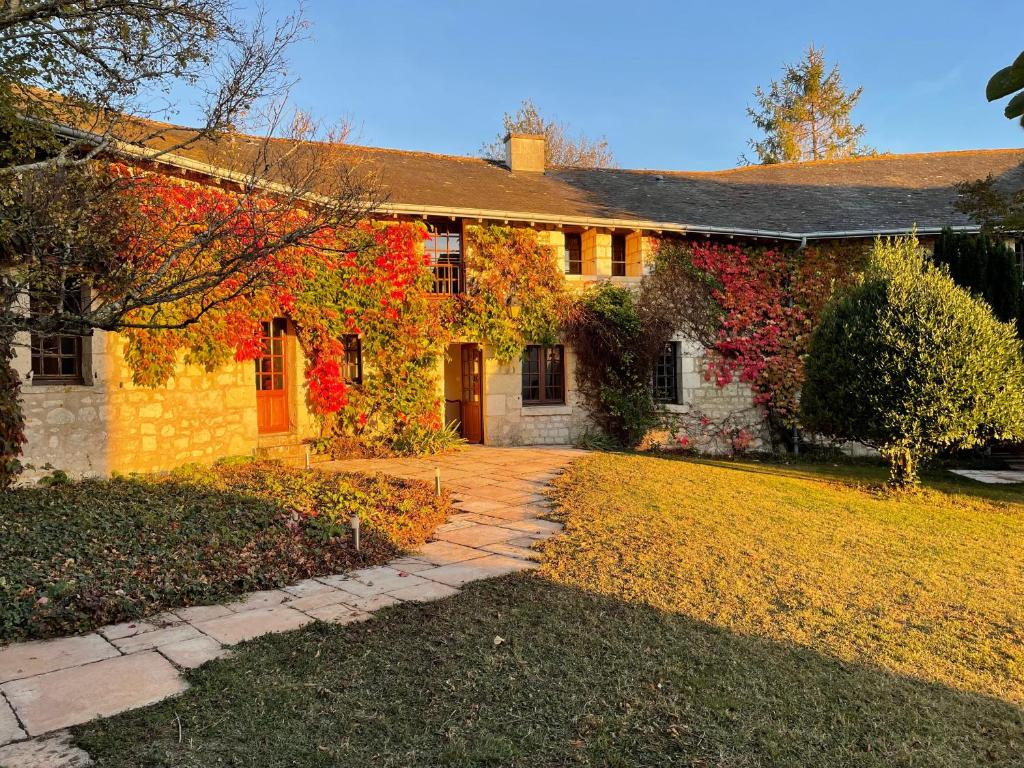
[16,325,317,479]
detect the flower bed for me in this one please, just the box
[0,460,449,643]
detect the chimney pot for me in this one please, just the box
[504,133,545,173]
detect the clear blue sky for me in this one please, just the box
[215,0,1023,171]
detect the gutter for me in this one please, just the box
[51,122,987,243]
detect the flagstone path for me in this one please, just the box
[0,445,584,767]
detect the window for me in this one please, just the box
[564,233,582,275]
[30,281,84,384]
[612,234,627,277]
[425,223,464,294]
[653,342,679,404]
[1015,238,1024,275]
[522,345,565,405]
[341,334,362,385]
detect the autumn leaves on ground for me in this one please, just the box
[76,453,1024,767]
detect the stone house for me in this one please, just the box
[14,124,1024,476]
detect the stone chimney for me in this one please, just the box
[504,133,545,173]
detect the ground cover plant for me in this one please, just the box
[74,454,1024,766]
[0,460,448,642]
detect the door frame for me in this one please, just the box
[459,343,484,444]
[255,317,293,435]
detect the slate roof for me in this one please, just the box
[63,114,1024,240]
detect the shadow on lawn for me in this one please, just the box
[74,575,1024,768]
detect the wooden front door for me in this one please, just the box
[255,318,290,434]
[460,343,484,444]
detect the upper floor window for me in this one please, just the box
[653,342,679,404]
[1015,238,1024,275]
[30,281,84,385]
[341,334,362,385]
[522,344,565,405]
[612,234,627,277]
[425,222,464,294]
[564,233,582,275]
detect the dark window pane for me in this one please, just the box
[654,342,678,404]
[612,234,626,277]
[564,234,582,275]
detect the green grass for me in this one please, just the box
[0,460,447,642]
[73,455,1024,766]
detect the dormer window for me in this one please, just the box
[564,233,582,275]
[426,222,464,294]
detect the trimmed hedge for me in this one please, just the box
[0,461,448,643]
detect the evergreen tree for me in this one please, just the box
[932,228,1022,331]
[744,45,872,165]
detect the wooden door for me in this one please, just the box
[255,318,290,434]
[460,344,483,444]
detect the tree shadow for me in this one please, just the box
[74,576,1024,767]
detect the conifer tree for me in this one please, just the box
[744,46,872,165]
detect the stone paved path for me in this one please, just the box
[0,446,582,766]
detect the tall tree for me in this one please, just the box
[744,45,872,165]
[480,99,615,169]
[0,2,379,485]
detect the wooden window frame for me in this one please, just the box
[522,344,566,406]
[653,341,679,404]
[611,234,627,277]
[29,281,86,385]
[425,221,464,295]
[564,233,582,275]
[342,334,363,385]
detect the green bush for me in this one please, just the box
[566,284,658,446]
[801,236,1024,486]
[0,461,449,642]
[932,228,1022,330]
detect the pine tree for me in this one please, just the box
[744,46,872,165]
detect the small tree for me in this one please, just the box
[801,236,1024,486]
[480,99,615,169]
[744,45,872,165]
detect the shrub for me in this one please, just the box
[932,228,1022,330]
[0,461,449,642]
[566,284,659,446]
[801,236,1024,486]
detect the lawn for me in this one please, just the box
[0,460,448,642]
[73,454,1024,766]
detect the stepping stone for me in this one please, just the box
[282,579,339,598]
[452,499,510,515]
[421,555,536,587]
[158,636,227,669]
[336,568,428,596]
[303,604,370,625]
[500,519,562,535]
[0,694,26,745]
[415,540,489,566]
[480,542,541,561]
[0,731,93,767]
[192,606,312,646]
[0,635,118,684]
[339,594,400,613]
[223,589,289,612]
[388,557,435,573]
[284,590,352,613]
[386,581,460,603]
[434,524,521,547]
[1,652,186,735]
[173,604,234,623]
[97,620,158,641]
[111,624,202,654]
